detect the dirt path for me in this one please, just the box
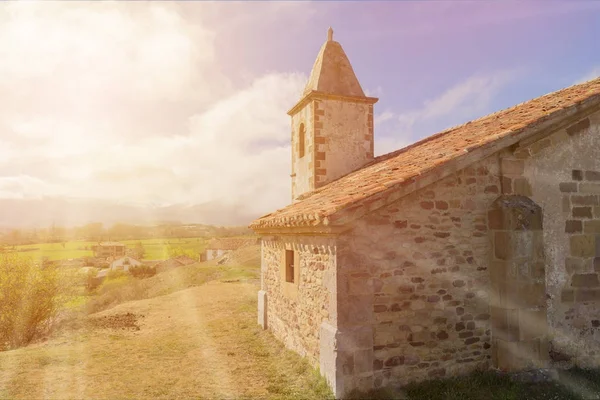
[0,281,330,399]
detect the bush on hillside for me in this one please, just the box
[85,269,103,292]
[0,254,69,350]
[129,265,156,279]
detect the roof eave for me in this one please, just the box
[253,94,600,233]
[287,90,378,116]
[251,224,350,236]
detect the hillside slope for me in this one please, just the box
[0,280,331,399]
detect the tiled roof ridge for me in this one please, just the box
[250,76,600,231]
[289,79,600,206]
[371,78,600,165]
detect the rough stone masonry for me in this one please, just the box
[251,27,600,398]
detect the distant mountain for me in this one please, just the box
[0,197,260,228]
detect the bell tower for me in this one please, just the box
[289,27,378,201]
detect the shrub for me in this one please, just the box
[85,272,145,314]
[85,269,103,292]
[0,254,68,350]
[130,265,156,279]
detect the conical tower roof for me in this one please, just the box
[303,27,366,98]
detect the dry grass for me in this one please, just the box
[0,253,332,399]
[226,244,262,267]
[84,258,259,315]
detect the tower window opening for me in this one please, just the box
[299,123,305,159]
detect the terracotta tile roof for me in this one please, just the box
[250,77,600,231]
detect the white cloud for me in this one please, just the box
[0,2,311,224]
[374,111,394,127]
[365,86,384,98]
[375,70,521,156]
[397,70,520,132]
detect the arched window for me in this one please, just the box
[298,123,306,158]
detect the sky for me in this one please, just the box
[1,1,600,227]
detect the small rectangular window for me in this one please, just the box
[285,249,295,283]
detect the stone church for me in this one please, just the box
[250,28,600,397]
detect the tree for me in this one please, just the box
[166,245,195,259]
[0,254,71,350]
[133,242,145,260]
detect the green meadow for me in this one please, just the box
[12,237,210,262]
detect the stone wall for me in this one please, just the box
[260,236,336,365]
[317,98,373,188]
[291,100,315,201]
[517,110,600,366]
[337,154,502,391]
[269,106,600,395]
[487,195,548,371]
[290,96,374,201]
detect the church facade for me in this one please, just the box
[250,28,600,397]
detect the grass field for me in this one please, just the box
[13,241,97,261]
[11,237,210,261]
[4,244,600,399]
[120,237,207,260]
[0,247,333,399]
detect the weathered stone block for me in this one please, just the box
[565,257,585,274]
[341,352,354,375]
[580,183,600,194]
[493,337,549,371]
[533,232,544,260]
[570,235,596,258]
[529,138,551,155]
[354,349,374,374]
[518,282,546,308]
[586,171,600,181]
[575,289,600,302]
[258,290,268,329]
[319,322,341,396]
[502,176,513,194]
[531,262,545,279]
[485,185,499,194]
[518,309,547,341]
[420,201,434,210]
[513,231,533,258]
[571,273,600,288]
[490,261,509,282]
[565,220,583,233]
[561,289,574,303]
[513,178,533,197]
[594,257,600,272]
[572,195,599,206]
[501,159,525,175]
[348,277,373,295]
[518,339,549,368]
[493,338,519,370]
[491,307,519,342]
[488,196,542,231]
[494,232,510,261]
[354,326,374,349]
[559,182,578,193]
[584,220,600,234]
[514,148,530,159]
[563,196,571,213]
[573,207,593,219]
[339,295,373,327]
[566,118,590,136]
